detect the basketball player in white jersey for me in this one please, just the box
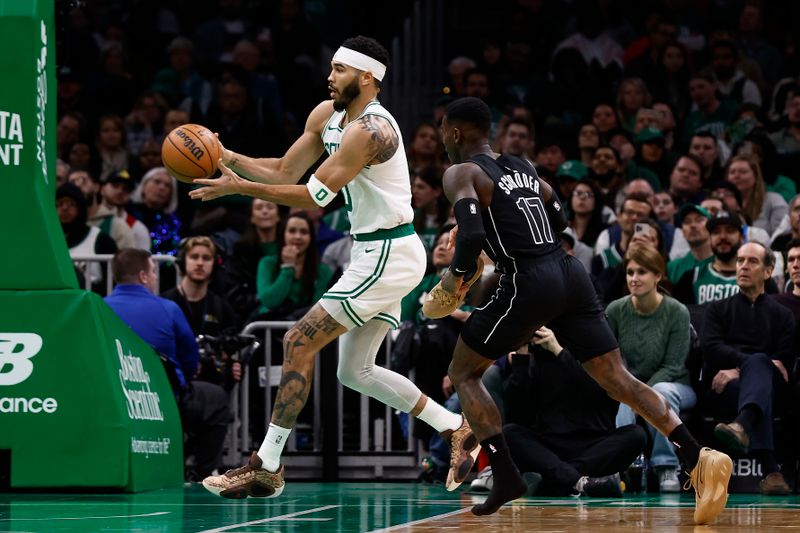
[191,36,480,499]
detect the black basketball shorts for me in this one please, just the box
[460,249,619,362]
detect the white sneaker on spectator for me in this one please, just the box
[469,466,493,492]
[658,467,681,493]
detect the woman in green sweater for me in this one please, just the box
[256,212,333,318]
[606,243,696,493]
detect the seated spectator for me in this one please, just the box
[771,194,800,269]
[130,167,182,256]
[577,123,600,168]
[498,116,536,165]
[769,93,800,158]
[589,145,626,211]
[709,39,762,107]
[104,248,231,481]
[411,167,451,253]
[633,126,678,188]
[682,71,738,145]
[593,193,654,269]
[667,204,713,284]
[616,77,651,133]
[667,154,705,206]
[534,136,566,176]
[592,103,620,138]
[255,212,333,319]
[568,180,609,250]
[69,168,136,251]
[407,122,447,175]
[673,211,743,305]
[653,191,678,226]
[224,199,281,318]
[607,244,695,492]
[708,180,771,246]
[734,129,796,205]
[97,170,149,250]
[57,182,117,291]
[95,114,130,182]
[725,155,787,236]
[773,238,800,352]
[595,220,666,305]
[125,90,168,157]
[688,131,727,185]
[701,242,795,495]
[503,327,646,497]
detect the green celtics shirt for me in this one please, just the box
[692,263,739,305]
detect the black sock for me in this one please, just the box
[668,424,702,470]
[752,449,779,475]
[472,433,527,516]
[734,404,761,434]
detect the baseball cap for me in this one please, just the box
[634,126,665,145]
[556,160,588,181]
[103,169,135,191]
[678,203,710,225]
[706,210,743,234]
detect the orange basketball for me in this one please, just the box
[161,124,221,183]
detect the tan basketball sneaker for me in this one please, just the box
[685,447,733,524]
[202,452,285,499]
[441,414,480,491]
[423,257,484,319]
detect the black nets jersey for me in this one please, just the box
[467,153,561,272]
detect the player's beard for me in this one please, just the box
[333,78,361,112]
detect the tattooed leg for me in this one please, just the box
[583,349,681,435]
[271,304,346,428]
[448,338,499,440]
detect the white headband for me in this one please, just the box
[332,46,386,81]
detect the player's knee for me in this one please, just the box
[337,363,371,391]
[282,328,315,362]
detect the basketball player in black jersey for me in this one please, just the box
[437,97,732,523]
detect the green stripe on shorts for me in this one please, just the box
[341,299,364,327]
[375,312,400,329]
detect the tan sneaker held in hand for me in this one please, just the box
[423,257,484,319]
[202,452,285,499]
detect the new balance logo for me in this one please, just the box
[0,333,43,386]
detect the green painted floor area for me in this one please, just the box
[1,483,798,532]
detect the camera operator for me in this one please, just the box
[164,236,242,390]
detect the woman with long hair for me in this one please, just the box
[725,155,787,235]
[255,211,333,318]
[407,122,447,175]
[568,180,608,249]
[95,114,129,182]
[606,243,695,493]
[616,77,652,133]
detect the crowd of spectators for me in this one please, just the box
[54,0,800,490]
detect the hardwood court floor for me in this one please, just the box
[1,482,798,532]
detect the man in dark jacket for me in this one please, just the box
[701,242,795,495]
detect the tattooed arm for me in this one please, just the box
[190,112,398,206]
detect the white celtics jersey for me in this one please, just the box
[320,100,414,235]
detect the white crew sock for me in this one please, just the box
[415,398,462,433]
[257,423,292,473]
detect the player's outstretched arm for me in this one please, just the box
[221,101,331,185]
[189,106,388,207]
